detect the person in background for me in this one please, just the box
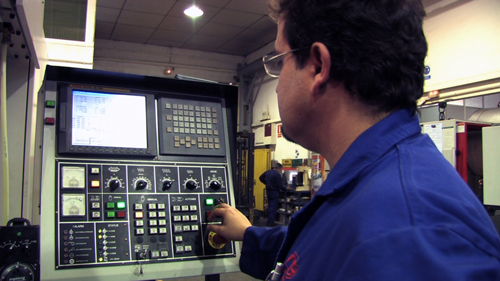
[207,0,500,280]
[259,162,288,226]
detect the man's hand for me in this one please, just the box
[206,203,252,241]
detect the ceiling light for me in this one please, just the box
[184,5,203,18]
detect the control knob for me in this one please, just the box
[209,180,222,190]
[162,179,173,191]
[185,179,198,190]
[0,263,35,281]
[135,179,148,190]
[107,178,121,191]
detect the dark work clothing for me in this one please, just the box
[259,169,286,225]
[241,109,500,280]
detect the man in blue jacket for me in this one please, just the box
[207,0,500,279]
[259,162,288,226]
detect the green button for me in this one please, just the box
[107,211,115,218]
[17,232,22,237]
[205,198,214,206]
[45,100,56,108]
[117,201,126,209]
[106,202,115,209]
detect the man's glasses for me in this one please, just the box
[262,47,309,78]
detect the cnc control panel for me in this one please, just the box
[57,162,232,268]
[39,66,240,280]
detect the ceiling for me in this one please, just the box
[95,0,277,57]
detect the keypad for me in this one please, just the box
[164,102,221,150]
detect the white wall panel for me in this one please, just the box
[424,0,500,91]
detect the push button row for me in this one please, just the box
[134,211,167,219]
[150,250,169,258]
[175,245,192,253]
[106,211,126,218]
[135,227,168,236]
[173,224,199,233]
[172,215,198,222]
[134,203,166,210]
[172,205,197,212]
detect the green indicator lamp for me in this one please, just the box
[117,201,126,209]
[206,198,214,206]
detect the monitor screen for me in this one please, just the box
[57,84,157,157]
[288,170,298,183]
[71,90,147,149]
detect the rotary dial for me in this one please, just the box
[133,177,152,190]
[183,178,199,190]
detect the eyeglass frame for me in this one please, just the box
[262,47,309,78]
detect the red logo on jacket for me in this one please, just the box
[282,252,299,280]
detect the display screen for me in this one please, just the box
[288,170,298,183]
[71,90,148,149]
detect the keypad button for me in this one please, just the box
[172,205,181,212]
[135,211,144,219]
[173,215,181,222]
[151,251,160,258]
[191,225,199,231]
[182,215,190,221]
[157,203,165,209]
[181,205,189,212]
[135,228,145,235]
[183,225,191,231]
[185,245,192,252]
[149,228,158,235]
[175,236,183,242]
[148,203,157,210]
[174,225,183,233]
[135,220,144,227]
[158,211,166,218]
[176,245,184,253]
[189,205,197,211]
[158,219,167,226]
[149,212,157,218]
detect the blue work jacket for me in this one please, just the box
[240,109,500,280]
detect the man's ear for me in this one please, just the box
[309,42,331,95]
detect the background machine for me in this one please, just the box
[37,66,239,280]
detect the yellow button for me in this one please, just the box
[135,211,144,219]
[91,180,100,188]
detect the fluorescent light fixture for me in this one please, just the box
[184,5,203,18]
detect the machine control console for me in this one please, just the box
[56,161,234,268]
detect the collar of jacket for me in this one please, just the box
[316,108,422,197]
[275,109,422,264]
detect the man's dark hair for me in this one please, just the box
[269,0,427,115]
[273,162,283,169]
